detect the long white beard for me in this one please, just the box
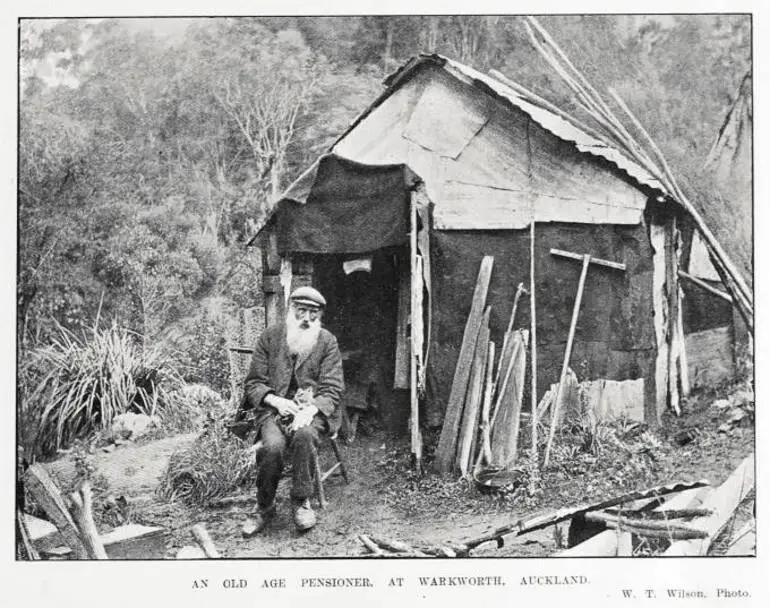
[286,312,322,357]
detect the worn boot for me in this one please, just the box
[293,498,317,532]
[242,503,276,538]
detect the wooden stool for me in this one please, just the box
[312,434,350,509]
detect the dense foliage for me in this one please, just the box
[19,322,186,459]
[18,17,750,432]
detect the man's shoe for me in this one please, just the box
[242,503,276,538]
[293,498,317,531]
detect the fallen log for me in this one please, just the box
[24,465,88,559]
[419,545,457,558]
[585,512,708,540]
[358,534,384,556]
[604,508,713,520]
[366,534,429,557]
[557,486,712,557]
[459,479,709,556]
[191,523,221,558]
[665,454,754,556]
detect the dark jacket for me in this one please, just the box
[242,322,345,434]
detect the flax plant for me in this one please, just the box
[21,321,185,458]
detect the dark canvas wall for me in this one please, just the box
[425,223,656,426]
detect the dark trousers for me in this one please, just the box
[256,415,327,509]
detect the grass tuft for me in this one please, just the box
[156,411,256,506]
[19,321,186,459]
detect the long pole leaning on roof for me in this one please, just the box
[522,16,752,330]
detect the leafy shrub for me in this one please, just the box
[19,321,186,459]
[156,410,256,506]
[158,383,228,436]
[165,310,231,399]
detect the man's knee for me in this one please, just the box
[260,434,286,459]
[293,425,319,449]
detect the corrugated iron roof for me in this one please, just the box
[390,55,664,193]
[252,53,665,242]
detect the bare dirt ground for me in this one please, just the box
[41,384,754,559]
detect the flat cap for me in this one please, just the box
[289,286,326,308]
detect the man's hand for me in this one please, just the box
[263,394,300,418]
[290,404,318,432]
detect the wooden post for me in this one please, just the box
[650,220,669,425]
[410,198,423,469]
[261,229,285,328]
[530,221,538,476]
[280,256,293,310]
[665,215,681,415]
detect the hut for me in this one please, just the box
[250,54,743,450]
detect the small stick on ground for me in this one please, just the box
[192,523,221,558]
[367,534,429,557]
[69,481,108,559]
[358,535,384,556]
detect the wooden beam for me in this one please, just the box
[16,510,39,560]
[650,221,669,424]
[280,256,293,310]
[666,215,681,415]
[530,221,538,481]
[101,524,168,559]
[490,330,528,469]
[261,229,281,275]
[435,256,494,474]
[24,465,88,559]
[678,270,732,302]
[456,311,490,476]
[410,197,424,469]
[550,248,627,271]
[665,454,755,556]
